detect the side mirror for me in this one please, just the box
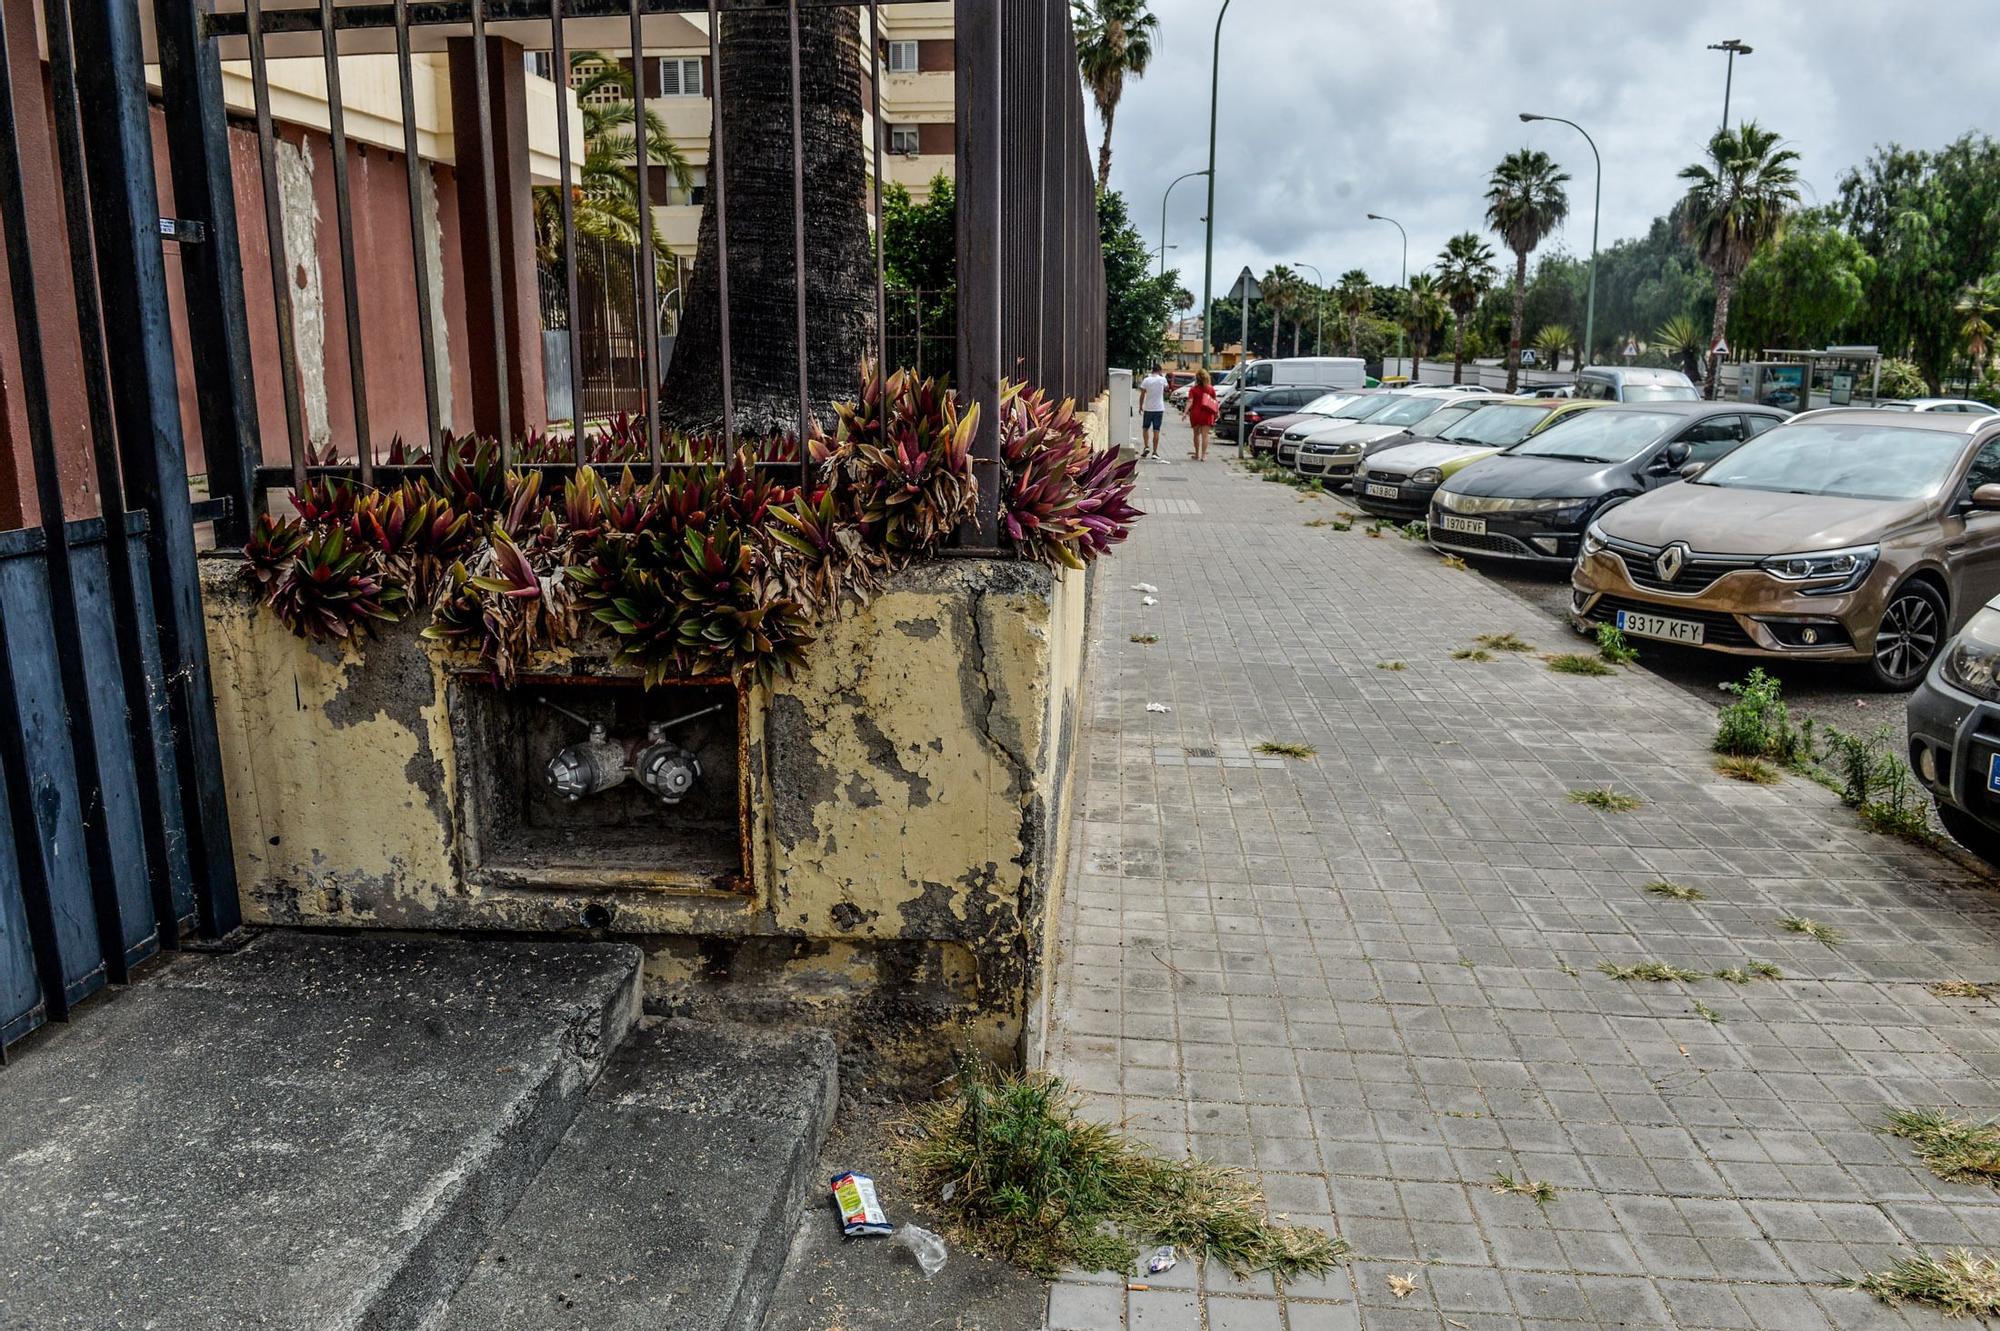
[1679,461,1707,480]
[1973,483,2000,510]
[1660,440,1692,470]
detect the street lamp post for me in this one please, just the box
[1199,0,1233,370]
[1366,213,1407,373]
[1293,260,1323,355]
[1160,169,1209,284]
[1520,112,1600,372]
[1707,39,1753,132]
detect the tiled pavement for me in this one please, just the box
[1045,421,2000,1329]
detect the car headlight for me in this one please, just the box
[1583,521,1608,556]
[1942,607,2000,702]
[1410,468,1443,485]
[1759,544,1878,593]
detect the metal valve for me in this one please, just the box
[539,697,723,804]
[546,722,630,802]
[634,727,701,804]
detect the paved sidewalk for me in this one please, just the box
[1047,422,2000,1329]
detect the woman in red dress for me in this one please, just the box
[1185,368,1218,461]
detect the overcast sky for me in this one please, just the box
[1100,0,1994,305]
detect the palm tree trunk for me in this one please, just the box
[1704,272,1735,400]
[1506,249,1528,394]
[663,0,872,435]
[1096,101,1116,191]
[1291,318,1300,357]
[1452,314,1466,384]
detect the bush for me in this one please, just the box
[1877,357,1928,399]
[1713,667,1804,763]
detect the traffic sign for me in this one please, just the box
[1710,335,1731,357]
[1227,266,1262,304]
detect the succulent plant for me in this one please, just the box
[265,525,405,642]
[999,383,1141,568]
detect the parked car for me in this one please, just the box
[1217,385,1335,442]
[1910,594,2000,860]
[1574,365,1701,402]
[1273,392,1393,468]
[1350,398,1494,464]
[1573,410,2000,689]
[1881,398,1999,415]
[1431,401,1787,566]
[1444,384,1499,395]
[1352,399,1608,519]
[1245,391,1366,457]
[1234,356,1369,393]
[1284,389,1462,476]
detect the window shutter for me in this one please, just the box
[659,58,681,97]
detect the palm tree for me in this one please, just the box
[1435,232,1497,384]
[1263,264,1301,357]
[1533,324,1574,374]
[1485,148,1570,392]
[1957,273,2000,374]
[1335,269,1372,357]
[1071,0,1160,190]
[1653,314,1705,383]
[1678,121,1802,398]
[1402,273,1448,381]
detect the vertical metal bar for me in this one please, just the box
[469,0,514,457]
[954,0,1001,544]
[318,0,372,478]
[869,0,884,376]
[0,0,134,982]
[550,0,585,457]
[154,0,261,546]
[707,0,733,442]
[392,0,443,449]
[629,0,659,470]
[46,0,181,942]
[786,0,809,439]
[243,0,307,488]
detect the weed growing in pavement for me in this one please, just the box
[1645,881,1708,902]
[1598,960,1706,982]
[1712,667,1806,763]
[1751,961,1783,979]
[1440,554,1469,570]
[1130,634,1160,644]
[1256,740,1317,759]
[1712,961,1783,984]
[1400,520,1429,541]
[1329,521,1352,531]
[1712,967,1750,984]
[1571,787,1641,812]
[1883,1108,2000,1185]
[1595,623,1639,664]
[1491,1172,1557,1205]
[1452,648,1494,662]
[1846,1249,2000,1317]
[1547,653,1616,677]
[897,1049,1348,1280]
[1780,914,1843,947]
[1714,755,1782,784]
[1930,980,1992,1000]
[1475,632,1535,653]
[1815,724,1938,845]
[1366,525,1384,538]
[1377,661,1406,672]
[1692,999,1724,1024]
[1558,960,1581,977]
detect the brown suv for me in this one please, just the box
[1573,410,2000,689]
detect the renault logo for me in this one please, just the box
[1656,543,1689,582]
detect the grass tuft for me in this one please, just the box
[1399,519,1429,541]
[1440,554,1469,570]
[1376,661,1406,672]
[1692,999,1724,1024]
[1595,623,1639,665]
[1256,740,1317,759]
[1884,1109,2000,1185]
[897,1050,1349,1281]
[1490,1171,1557,1205]
[1714,755,1782,784]
[1547,653,1616,677]
[1598,960,1705,983]
[1712,967,1751,985]
[1645,880,1707,902]
[1452,648,1494,662]
[1129,634,1160,645]
[1846,1249,2000,1317]
[1475,632,1535,653]
[1750,960,1784,980]
[1570,787,1641,812]
[1930,980,1992,1001]
[1780,914,1843,947]
[1365,524,1385,538]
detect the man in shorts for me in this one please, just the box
[1138,364,1168,458]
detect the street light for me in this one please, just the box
[1707,39,1753,132]
[1521,112,1600,372]
[1366,213,1407,371]
[1199,0,1234,370]
[1293,260,1324,355]
[1160,169,1208,284]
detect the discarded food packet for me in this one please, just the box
[895,1224,948,1276]
[1131,583,1159,594]
[831,1170,893,1236]
[1145,1245,1177,1275]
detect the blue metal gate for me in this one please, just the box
[0,0,240,1055]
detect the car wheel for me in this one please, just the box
[1938,803,2000,866]
[1868,581,1947,690]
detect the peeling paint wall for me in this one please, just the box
[275,137,331,451]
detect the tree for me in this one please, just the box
[1071,0,1159,190]
[1956,273,2000,376]
[1533,324,1574,374]
[664,1,873,434]
[1486,148,1571,392]
[1653,314,1706,383]
[1402,273,1448,382]
[880,175,957,374]
[1262,264,1302,356]
[1100,188,1176,370]
[1335,269,1372,357]
[1678,121,1802,398]
[1729,212,1873,354]
[1436,232,1496,383]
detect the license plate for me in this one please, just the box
[1366,482,1400,499]
[1439,514,1485,534]
[1987,753,2000,794]
[1616,609,1705,645]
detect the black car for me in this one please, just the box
[1428,402,1788,564]
[1216,385,1331,444]
[1911,598,2000,862]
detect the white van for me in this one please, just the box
[1238,356,1367,391]
[1574,365,1699,402]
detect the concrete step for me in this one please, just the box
[0,931,642,1331]
[437,1020,838,1331]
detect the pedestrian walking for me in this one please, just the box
[1185,368,1217,461]
[1137,364,1168,459]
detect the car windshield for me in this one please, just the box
[1693,422,1967,501]
[1411,402,1480,437]
[1509,410,1679,462]
[1372,396,1448,426]
[1437,404,1552,446]
[1327,395,1395,421]
[1880,402,1915,411]
[1301,393,1354,415]
[1621,383,1700,402]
